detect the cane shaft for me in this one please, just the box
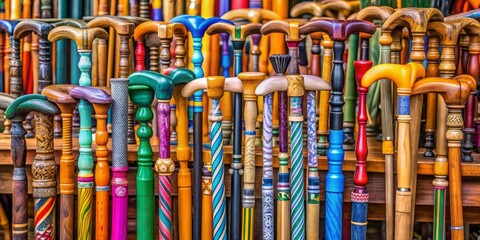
[11,121,28,240]
[318,36,332,155]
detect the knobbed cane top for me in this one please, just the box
[221,8,280,23]
[300,19,376,42]
[290,1,351,18]
[361,63,426,93]
[0,93,15,110]
[255,74,330,96]
[85,15,134,36]
[170,15,234,38]
[14,20,53,39]
[207,22,261,41]
[5,94,60,121]
[48,26,109,50]
[411,76,473,106]
[69,86,113,104]
[128,71,174,101]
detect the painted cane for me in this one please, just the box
[6,94,60,239]
[129,70,174,239]
[182,75,243,239]
[300,18,376,239]
[41,85,77,240]
[170,15,233,240]
[355,6,396,239]
[86,16,135,143]
[70,86,113,240]
[362,63,426,240]
[411,76,474,240]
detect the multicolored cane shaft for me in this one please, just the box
[110,78,129,240]
[261,91,274,240]
[238,72,265,240]
[170,15,233,240]
[351,60,373,240]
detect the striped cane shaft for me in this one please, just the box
[34,197,56,238]
[433,187,446,240]
[306,91,319,240]
[211,99,227,240]
[290,95,305,240]
[157,101,174,240]
[262,93,274,240]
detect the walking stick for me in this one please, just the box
[70,87,112,240]
[355,6,395,239]
[425,19,480,239]
[170,15,233,240]
[48,25,108,240]
[301,18,376,239]
[362,62,426,240]
[182,75,243,240]
[129,71,175,239]
[6,94,60,239]
[86,16,135,143]
[411,76,474,240]
[206,22,261,239]
[290,1,351,19]
[256,73,330,240]
[237,72,265,240]
[41,85,77,240]
[268,54,291,240]
[170,68,196,239]
[0,94,17,238]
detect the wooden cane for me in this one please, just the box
[236,72,265,240]
[300,18,376,239]
[362,63,426,240]
[355,6,396,239]
[382,9,444,237]
[182,75,243,240]
[86,16,135,144]
[290,1,351,20]
[206,22,261,239]
[411,76,473,240]
[6,94,60,239]
[70,86,112,240]
[41,85,77,240]
[170,15,234,240]
[256,73,330,240]
[169,68,196,240]
[0,94,16,238]
[425,19,480,239]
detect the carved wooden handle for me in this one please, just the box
[382,8,444,33]
[207,22,261,41]
[181,76,243,97]
[48,26,109,50]
[261,20,303,41]
[133,21,165,41]
[0,20,20,36]
[356,6,394,22]
[361,63,425,90]
[86,16,134,35]
[300,19,376,41]
[290,1,351,18]
[13,20,53,39]
[41,84,78,103]
[159,23,187,39]
[411,76,473,106]
[256,75,330,96]
[221,8,280,23]
[38,18,86,28]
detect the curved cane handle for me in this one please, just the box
[14,20,53,39]
[0,93,15,110]
[5,94,60,120]
[455,74,477,95]
[356,6,395,23]
[41,84,78,104]
[128,71,174,100]
[382,8,444,33]
[38,18,86,28]
[207,22,261,41]
[133,21,165,41]
[86,16,134,35]
[0,20,20,36]
[261,20,303,41]
[427,19,480,45]
[159,23,188,39]
[256,75,330,96]
[170,68,196,86]
[69,86,113,104]
[412,76,472,106]
[361,63,426,90]
[300,19,376,41]
[170,15,234,38]
[290,1,351,18]
[221,8,280,23]
[181,75,243,97]
[48,26,108,50]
